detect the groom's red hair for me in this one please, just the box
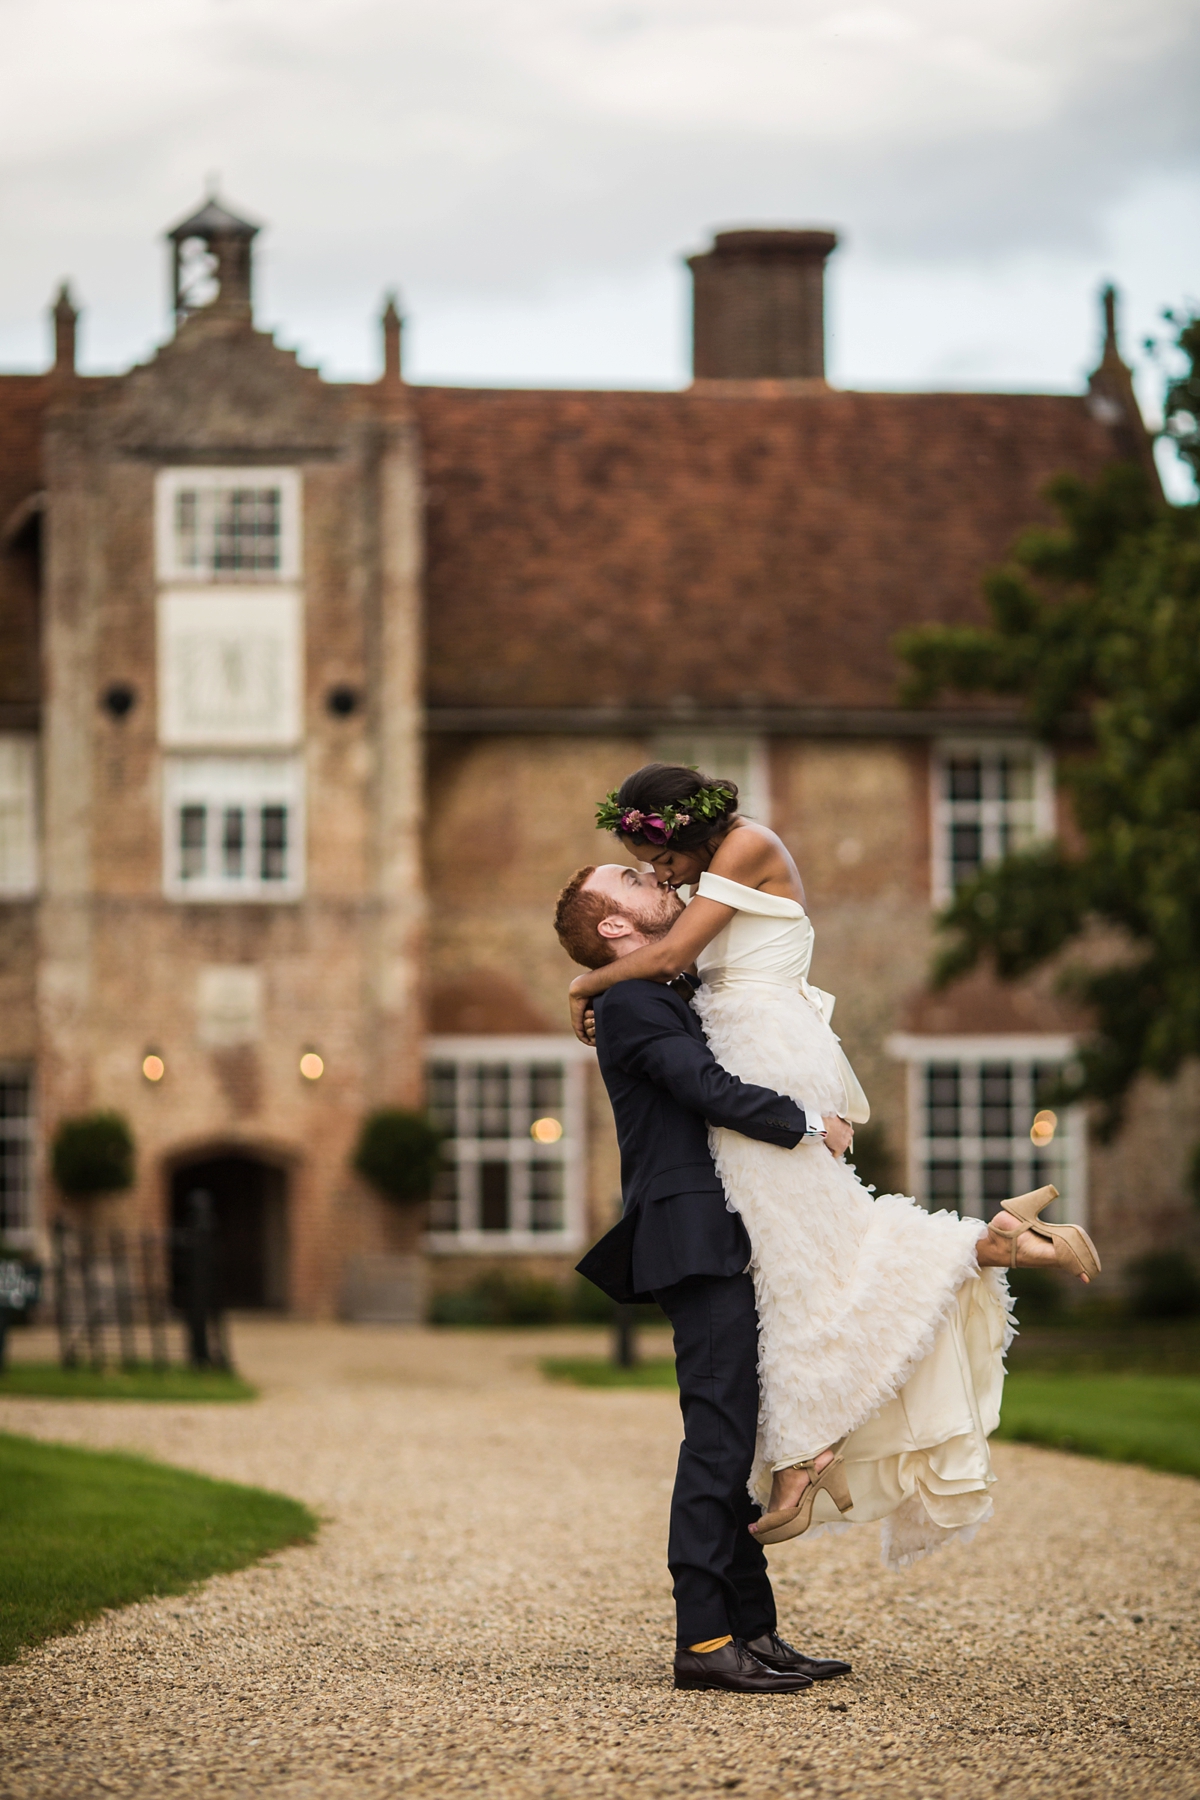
[554,866,618,970]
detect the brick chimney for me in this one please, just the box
[51,282,78,374]
[687,228,838,383]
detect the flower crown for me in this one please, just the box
[595,781,736,846]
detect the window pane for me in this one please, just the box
[428,1064,457,1133]
[0,1075,31,1232]
[0,1079,28,1119]
[471,1065,511,1139]
[0,738,38,897]
[428,1160,458,1232]
[998,755,1034,802]
[530,1162,565,1232]
[1002,813,1037,856]
[260,805,288,881]
[982,1160,1014,1219]
[530,1063,564,1116]
[947,758,983,802]
[479,1162,510,1231]
[180,805,206,878]
[925,1064,960,1139]
[222,807,244,878]
[175,490,201,570]
[950,821,982,886]
[979,1063,1013,1138]
[175,485,283,576]
[927,1160,962,1206]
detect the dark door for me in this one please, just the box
[170,1155,288,1310]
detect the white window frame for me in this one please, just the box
[155,468,302,583]
[0,735,38,898]
[0,1064,36,1237]
[424,1036,591,1255]
[888,1033,1087,1229]
[163,756,305,902]
[930,738,1055,907]
[651,732,771,826]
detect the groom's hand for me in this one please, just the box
[822,1115,853,1157]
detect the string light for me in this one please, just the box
[530,1117,563,1143]
[299,1052,324,1081]
[142,1053,165,1082]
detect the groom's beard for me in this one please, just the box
[634,889,685,937]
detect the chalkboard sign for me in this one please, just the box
[0,1259,42,1313]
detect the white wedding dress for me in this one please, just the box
[691,871,1013,1570]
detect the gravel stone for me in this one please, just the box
[1,1320,1198,1800]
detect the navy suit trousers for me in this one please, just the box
[653,1271,777,1648]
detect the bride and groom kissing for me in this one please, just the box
[553,761,1100,1696]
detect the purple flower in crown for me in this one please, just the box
[638,814,671,844]
[674,813,691,828]
[619,809,645,835]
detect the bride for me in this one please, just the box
[568,763,1100,1568]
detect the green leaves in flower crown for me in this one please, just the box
[594,782,736,839]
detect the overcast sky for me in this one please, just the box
[1,0,1197,487]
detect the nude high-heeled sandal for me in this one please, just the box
[986,1184,1101,1282]
[751,1439,853,1546]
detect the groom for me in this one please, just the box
[555,863,853,1694]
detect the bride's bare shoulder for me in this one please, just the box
[709,821,803,898]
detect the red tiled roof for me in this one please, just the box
[417,386,1126,713]
[0,375,48,533]
[0,375,52,712]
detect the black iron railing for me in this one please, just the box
[51,1194,229,1371]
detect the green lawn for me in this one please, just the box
[543,1354,678,1390]
[540,1357,1200,1482]
[0,1432,316,1664]
[995,1374,1200,1478]
[0,1363,257,1402]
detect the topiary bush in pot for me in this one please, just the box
[51,1112,135,1197]
[353,1108,445,1202]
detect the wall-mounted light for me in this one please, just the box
[530,1116,563,1144]
[299,1051,324,1081]
[1030,1109,1058,1147]
[142,1053,165,1082]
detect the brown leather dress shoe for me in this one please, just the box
[673,1639,815,1693]
[744,1631,852,1681]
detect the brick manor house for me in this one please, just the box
[0,197,1191,1317]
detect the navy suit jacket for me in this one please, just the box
[576,979,810,1303]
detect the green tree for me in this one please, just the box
[897,314,1200,1140]
[1163,311,1200,484]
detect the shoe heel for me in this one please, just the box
[821,1458,853,1514]
[1047,1222,1101,1280]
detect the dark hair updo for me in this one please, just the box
[614,763,740,851]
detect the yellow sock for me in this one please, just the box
[688,1634,733,1654]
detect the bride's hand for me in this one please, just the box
[569,990,596,1046]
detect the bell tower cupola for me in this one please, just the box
[166,190,260,327]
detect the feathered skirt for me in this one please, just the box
[693,978,1013,1569]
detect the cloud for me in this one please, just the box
[0,0,1196,387]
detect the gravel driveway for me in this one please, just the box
[1,1320,1198,1800]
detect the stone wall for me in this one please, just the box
[32,311,426,1317]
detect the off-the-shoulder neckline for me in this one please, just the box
[696,870,806,916]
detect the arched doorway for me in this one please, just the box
[170,1154,288,1310]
